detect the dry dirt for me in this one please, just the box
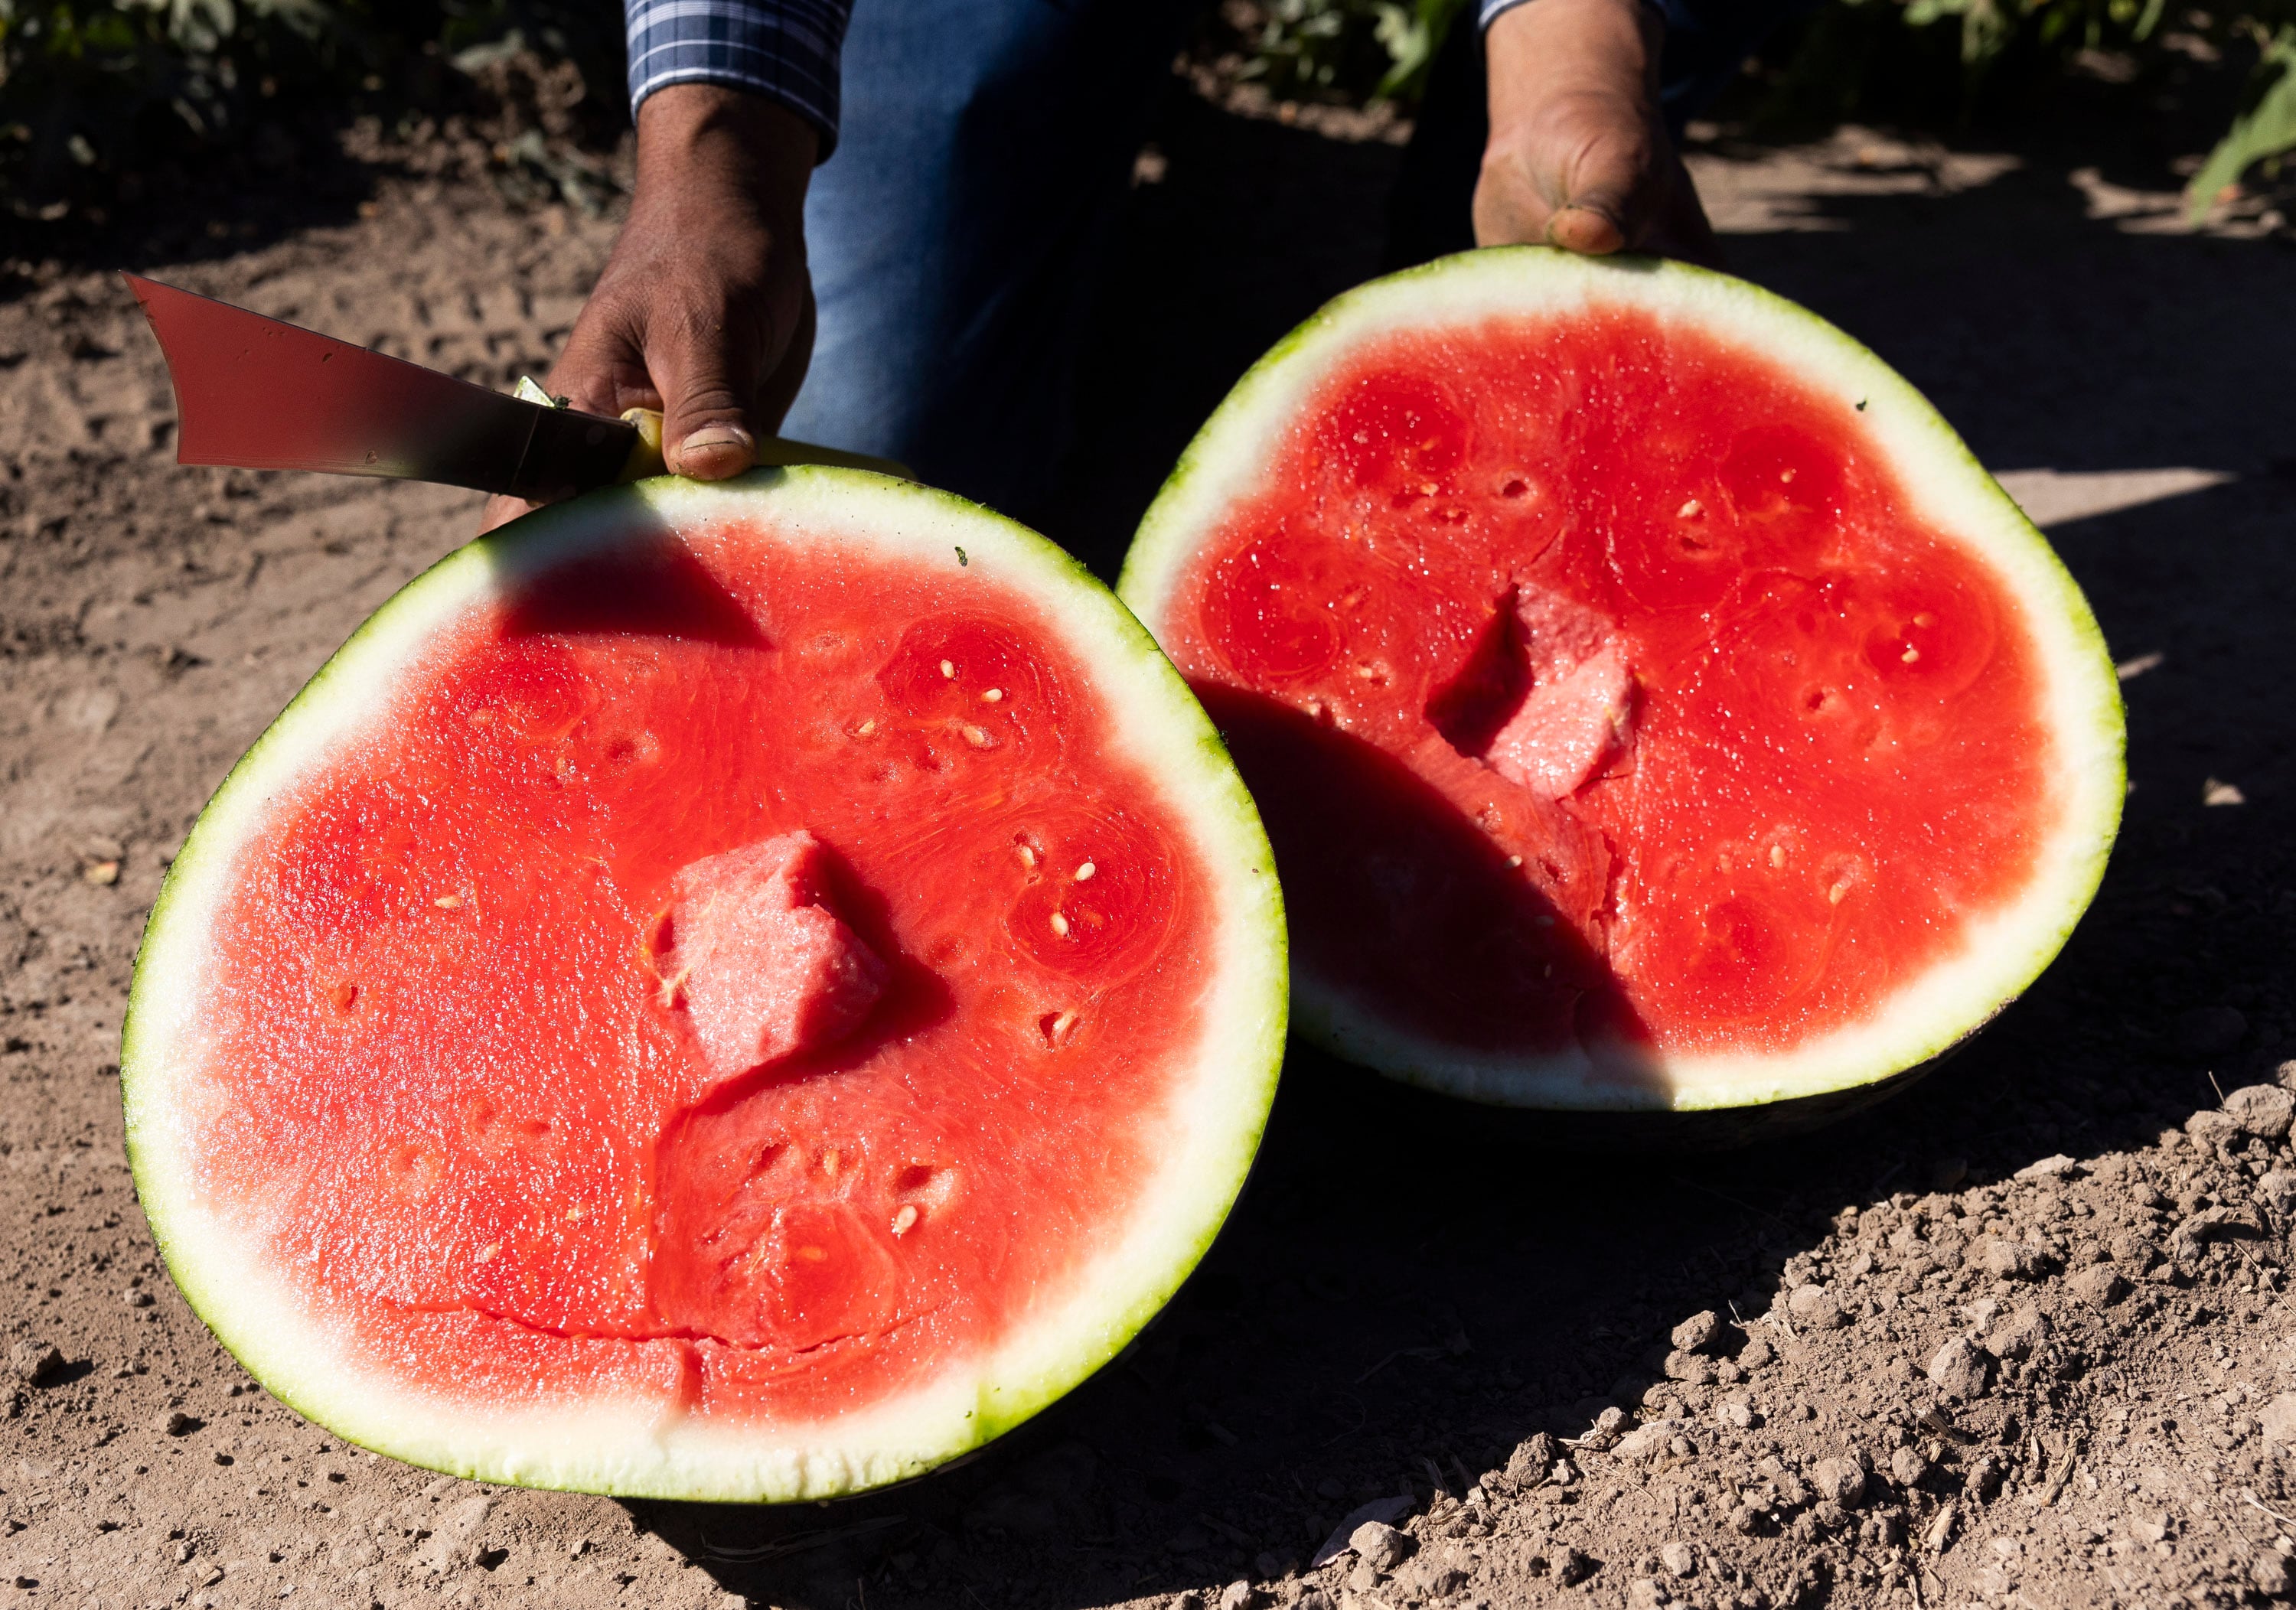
[5,67,2296,1610]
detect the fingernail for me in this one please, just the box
[679,424,753,458]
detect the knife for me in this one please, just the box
[122,272,904,499]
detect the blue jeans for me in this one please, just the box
[783,0,1803,518]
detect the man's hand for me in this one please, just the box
[483,86,817,531]
[1474,0,1719,264]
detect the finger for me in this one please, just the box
[752,283,816,435]
[546,292,661,421]
[480,494,536,534]
[1546,202,1628,256]
[650,298,771,481]
[1640,152,1726,267]
[1543,116,1657,256]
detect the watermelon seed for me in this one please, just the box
[1508,856,1523,868]
[1914,613,1936,627]
[939,660,956,679]
[434,895,463,910]
[892,1204,919,1237]
[1772,846,1788,869]
[1902,647,1921,663]
[1678,499,1703,519]
[474,1243,499,1265]
[1075,862,1097,882]
[962,725,992,748]
[1829,882,1849,904]
[1780,468,1797,483]
[980,688,1004,703]
[1017,845,1037,869]
[855,719,877,738]
[1050,911,1071,938]
[565,1205,585,1221]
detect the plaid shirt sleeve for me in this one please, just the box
[625,0,854,157]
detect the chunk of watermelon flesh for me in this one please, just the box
[649,830,889,1089]
[1426,584,1634,800]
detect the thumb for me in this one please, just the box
[648,308,764,481]
[1543,129,1652,256]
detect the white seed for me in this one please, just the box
[474,1243,499,1265]
[940,659,956,678]
[892,1204,918,1236]
[1770,845,1786,869]
[1901,647,1920,664]
[1678,498,1703,519]
[1508,855,1524,868]
[1017,845,1036,868]
[1074,862,1097,882]
[1050,911,1071,937]
[1780,467,1797,483]
[962,725,991,748]
[565,1205,586,1222]
[1052,1010,1079,1041]
[980,688,1004,703]
[1913,612,1936,627]
[855,719,876,738]
[1829,882,1849,904]
[435,895,464,909]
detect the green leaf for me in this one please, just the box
[2187,26,2296,225]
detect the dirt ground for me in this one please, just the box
[6,60,2296,1610]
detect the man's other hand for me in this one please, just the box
[1475,0,1720,264]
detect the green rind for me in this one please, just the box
[122,467,1287,1501]
[1118,246,2123,1116]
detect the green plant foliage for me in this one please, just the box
[1234,0,1468,104]
[0,0,623,213]
[2185,22,2296,218]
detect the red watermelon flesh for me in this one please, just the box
[1124,251,2121,1107]
[127,473,1287,1496]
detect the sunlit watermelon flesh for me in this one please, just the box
[1160,307,2055,1060]
[187,526,1214,1426]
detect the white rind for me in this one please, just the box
[1120,246,2123,1114]
[123,468,1287,1501]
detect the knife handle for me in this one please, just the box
[615,409,912,483]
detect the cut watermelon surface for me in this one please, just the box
[123,470,1285,1501]
[1121,249,2122,1113]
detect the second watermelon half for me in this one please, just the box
[1120,248,2123,1117]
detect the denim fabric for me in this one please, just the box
[784,0,1801,510]
[778,0,1191,515]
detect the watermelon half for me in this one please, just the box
[1120,248,2122,1116]
[122,469,1286,1501]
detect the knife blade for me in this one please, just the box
[124,275,912,499]
[124,273,641,502]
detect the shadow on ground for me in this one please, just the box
[631,83,2296,1610]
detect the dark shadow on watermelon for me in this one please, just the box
[1196,682,1659,1088]
[501,537,771,650]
